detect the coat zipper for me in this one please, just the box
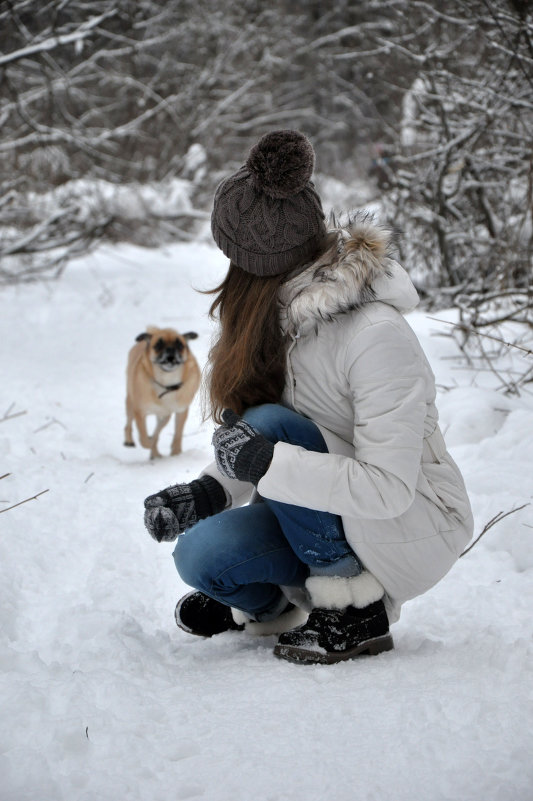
[286,330,300,408]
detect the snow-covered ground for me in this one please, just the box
[1,240,532,801]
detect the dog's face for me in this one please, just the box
[136,327,198,372]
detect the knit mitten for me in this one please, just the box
[212,409,274,485]
[144,475,226,542]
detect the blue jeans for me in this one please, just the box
[174,404,362,621]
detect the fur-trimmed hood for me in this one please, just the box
[278,214,420,337]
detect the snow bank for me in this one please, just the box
[1,242,532,801]
[26,177,196,224]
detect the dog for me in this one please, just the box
[124,326,200,458]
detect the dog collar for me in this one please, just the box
[153,379,183,398]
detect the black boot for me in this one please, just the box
[273,599,393,664]
[175,591,245,637]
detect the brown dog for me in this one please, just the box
[124,326,200,459]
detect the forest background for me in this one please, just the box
[1,0,531,313]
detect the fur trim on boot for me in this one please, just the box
[305,571,385,611]
[231,603,308,635]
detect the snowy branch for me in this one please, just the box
[0,11,117,67]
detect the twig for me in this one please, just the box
[460,503,530,557]
[476,330,519,395]
[33,417,66,433]
[427,316,533,357]
[1,403,27,423]
[0,488,50,514]
[0,473,11,480]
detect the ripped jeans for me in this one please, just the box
[173,404,362,621]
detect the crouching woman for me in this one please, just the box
[143,130,473,664]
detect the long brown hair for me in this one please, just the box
[204,263,289,423]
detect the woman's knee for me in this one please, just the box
[242,403,285,440]
[243,403,326,452]
[173,517,217,590]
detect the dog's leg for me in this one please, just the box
[133,410,154,452]
[171,408,189,456]
[150,414,171,459]
[124,395,135,447]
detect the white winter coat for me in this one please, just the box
[204,217,474,621]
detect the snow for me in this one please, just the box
[1,240,532,801]
[26,177,196,224]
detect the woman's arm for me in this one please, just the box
[257,320,427,520]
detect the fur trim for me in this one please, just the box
[231,604,308,635]
[305,571,385,611]
[278,212,394,336]
[231,608,251,627]
[280,584,312,613]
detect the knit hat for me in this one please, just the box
[211,130,327,276]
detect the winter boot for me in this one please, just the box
[273,572,394,664]
[175,591,245,637]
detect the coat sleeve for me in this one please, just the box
[257,320,427,520]
[199,461,253,509]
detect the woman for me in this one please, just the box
[144,130,474,665]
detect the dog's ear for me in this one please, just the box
[135,332,152,343]
[182,331,198,341]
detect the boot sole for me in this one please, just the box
[174,592,244,638]
[273,633,394,665]
[175,592,207,637]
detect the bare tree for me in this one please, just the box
[1,0,531,312]
[374,1,533,297]
[0,1,350,281]
[369,1,533,388]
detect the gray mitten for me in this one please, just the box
[144,475,226,542]
[212,409,274,485]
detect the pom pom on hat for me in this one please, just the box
[211,129,326,275]
[246,130,315,199]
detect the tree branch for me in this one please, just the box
[427,317,533,357]
[0,11,117,67]
[0,489,50,514]
[460,503,530,557]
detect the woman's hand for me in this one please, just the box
[144,475,226,542]
[212,409,274,485]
